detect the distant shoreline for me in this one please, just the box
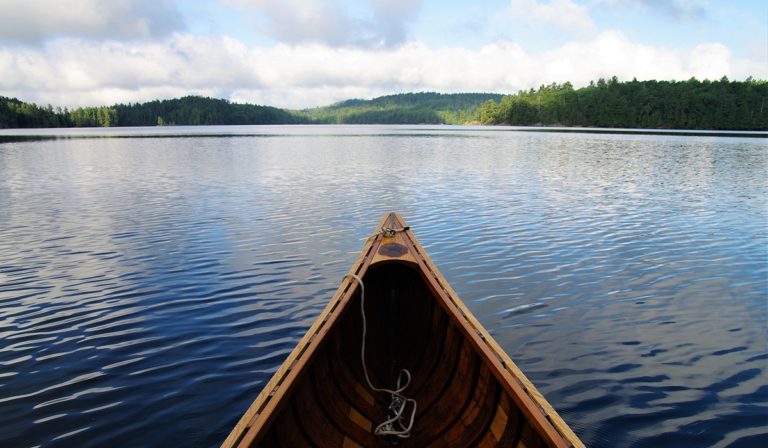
[2,78,767,131]
[1,124,765,142]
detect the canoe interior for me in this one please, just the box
[254,261,552,448]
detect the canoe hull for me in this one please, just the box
[222,213,583,448]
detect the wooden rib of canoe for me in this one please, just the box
[223,213,584,448]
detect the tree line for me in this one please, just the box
[114,96,305,126]
[478,77,767,130]
[302,92,504,124]
[0,96,304,128]
[1,78,766,130]
[0,97,119,128]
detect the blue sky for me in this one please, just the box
[0,0,765,108]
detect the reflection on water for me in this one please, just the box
[0,126,766,447]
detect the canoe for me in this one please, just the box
[222,212,584,448]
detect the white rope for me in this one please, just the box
[346,274,417,438]
[359,226,410,241]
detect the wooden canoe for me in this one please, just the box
[222,212,584,448]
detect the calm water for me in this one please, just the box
[0,125,766,447]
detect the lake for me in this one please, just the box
[0,125,766,447]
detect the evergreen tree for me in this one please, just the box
[1,80,766,130]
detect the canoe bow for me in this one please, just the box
[222,212,584,448]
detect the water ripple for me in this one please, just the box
[0,127,765,447]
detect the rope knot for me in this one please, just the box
[380,226,410,238]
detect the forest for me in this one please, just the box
[302,92,504,124]
[478,77,767,130]
[0,96,303,128]
[1,78,766,130]
[114,96,304,126]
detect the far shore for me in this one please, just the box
[1,123,766,141]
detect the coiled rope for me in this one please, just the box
[360,226,410,241]
[346,274,417,438]
[379,226,410,238]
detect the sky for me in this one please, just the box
[0,0,765,109]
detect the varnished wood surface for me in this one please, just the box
[222,213,584,448]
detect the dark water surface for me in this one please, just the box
[0,125,766,447]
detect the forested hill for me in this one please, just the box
[478,77,767,130]
[1,78,766,129]
[301,92,504,124]
[114,96,305,126]
[0,92,500,128]
[0,96,304,128]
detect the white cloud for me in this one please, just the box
[0,32,764,109]
[541,30,684,84]
[597,0,708,20]
[223,0,423,47]
[539,32,753,84]
[369,0,423,46]
[0,0,184,44]
[509,0,595,34]
[224,0,360,47]
[687,43,732,79]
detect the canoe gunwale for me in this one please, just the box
[395,214,584,448]
[220,213,389,448]
[221,212,584,448]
